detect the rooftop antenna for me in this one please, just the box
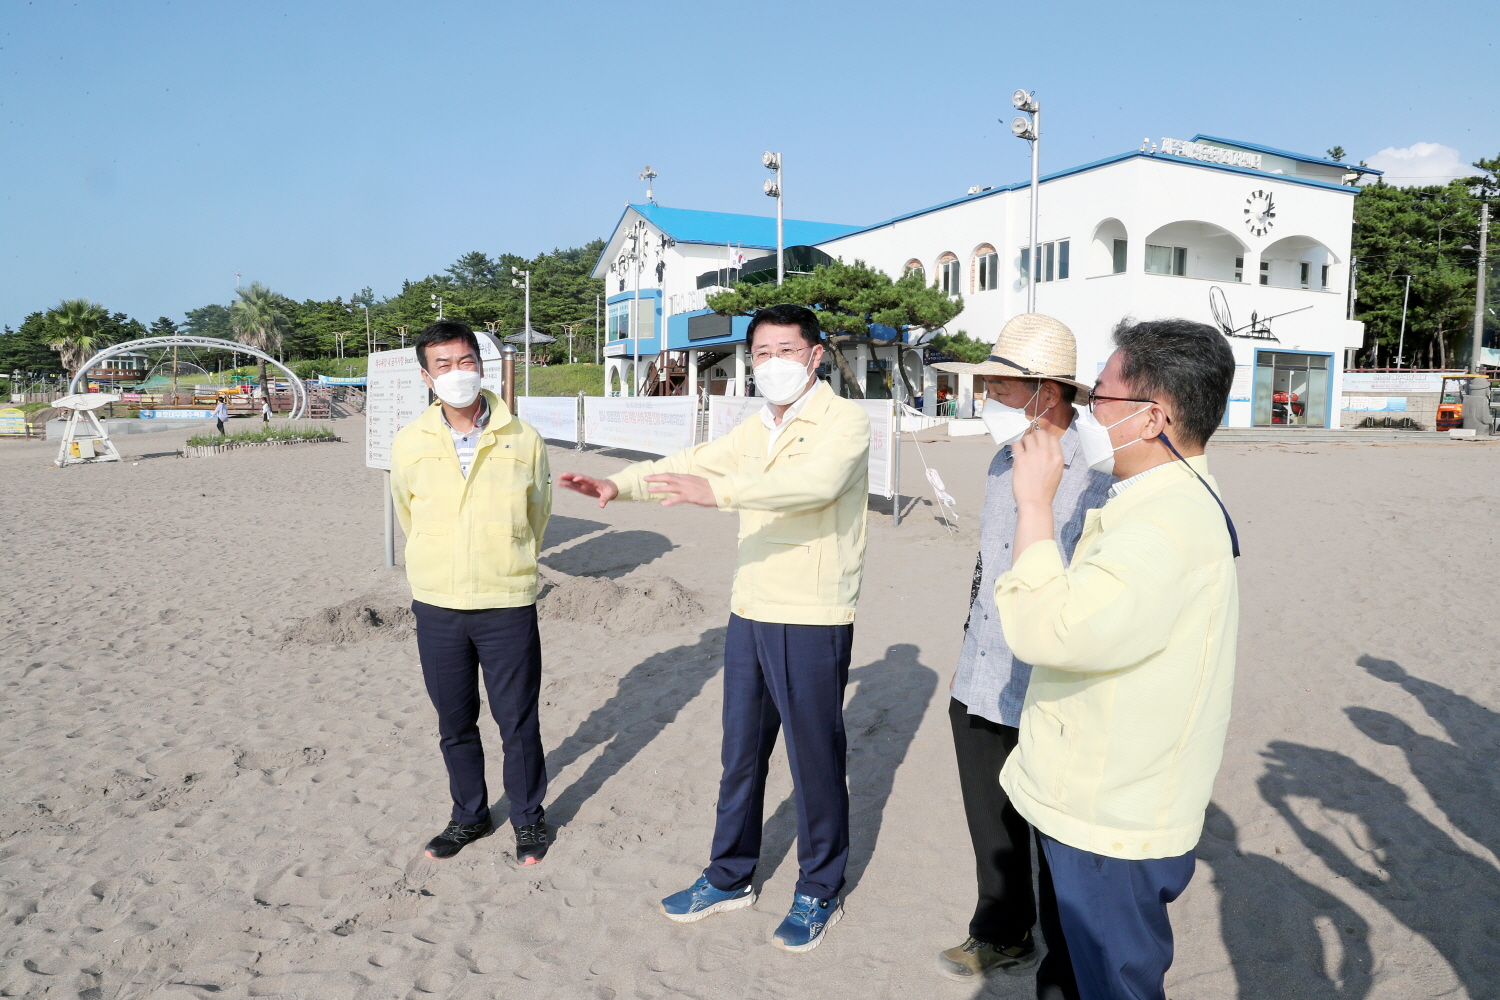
[235,271,241,289]
[639,165,658,204]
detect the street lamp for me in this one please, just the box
[1396,274,1413,368]
[1009,89,1040,313]
[430,294,443,320]
[512,267,533,398]
[763,151,783,286]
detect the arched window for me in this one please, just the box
[937,252,961,296]
[1091,219,1128,276]
[904,258,926,284]
[1142,221,1247,281]
[971,244,998,292]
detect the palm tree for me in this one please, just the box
[230,282,292,393]
[46,298,109,385]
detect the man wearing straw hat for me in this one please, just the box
[930,314,1113,983]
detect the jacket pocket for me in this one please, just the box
[405,521,453,596]
[759,527,825,607]
[473,521,537,595]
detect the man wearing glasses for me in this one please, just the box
[999,318,1239,1000]
[558,304,870,953]
[928,314,1113,984]
[390,320,553,867]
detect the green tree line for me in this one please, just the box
[0,240,608,387]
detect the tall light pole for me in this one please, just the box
[639,165,658,204]
[1473,202,1490,373]
[512,267,533,398]
[1010,90,1040,313]
[763,152,783,285]
[430,294,443,320]
[357,303,371,355]
[1396,274,1413,368]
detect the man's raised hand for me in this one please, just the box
[557,472,619,508]
[644,473,717,508]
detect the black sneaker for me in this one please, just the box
[425,820,494,860]
[515,815,550,866]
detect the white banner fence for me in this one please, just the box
[518,396,581,443]
[582,396,697,457]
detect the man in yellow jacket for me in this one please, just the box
[390,321,552,867]
[559,304,869,953]
[999,318,1239,1000]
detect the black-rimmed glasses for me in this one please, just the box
[1087,389,1157,413]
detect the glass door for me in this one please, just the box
[1253,352,1330,427]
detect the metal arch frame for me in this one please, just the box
[69,336,308,419]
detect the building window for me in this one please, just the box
[1235,256,1244,282]
[938,253,961,295]
[1321,264,1330,288]
[1300,262,1310,288]
[1259,260,1270,286]
[904,259,925,284]
[607,300,630,341]
[1145,244,1187,276]
[1112,239,1128,274]
[973,245,999,291]
[1019,240,1071,282]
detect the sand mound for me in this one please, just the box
[537,571,706,633]
[283,594,416,645]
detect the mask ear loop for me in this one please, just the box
[1158,433,1240,558]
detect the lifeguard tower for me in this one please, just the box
[53,393,123,466]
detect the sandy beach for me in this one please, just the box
[2,417,1498,1000]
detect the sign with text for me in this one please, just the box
[517,397,580,443]
[1343,396,1407,412]
[0,407,26,435]
[365,348,430,471]
[1229,365,1253,403]
[583,396,697,457]
[855,399,894,498]
[1340,372,1449,393]
[1160,138,1262,170]
[707,395,761,441]
[139,409,215,419]
[318,375,368,386]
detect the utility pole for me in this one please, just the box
[763,153,783,285]
[1397,274,1413,368]
[1473,202,1490,373]
[511,267,533,398]
[595,294,600,365]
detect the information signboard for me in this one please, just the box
[517,397,580,443]
[582,396,696,456]
[0,407,26,435]
[1340,372,1447,393]
[855,399,893,498]
[365,348,430,471]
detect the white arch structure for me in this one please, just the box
[70,336,308,419]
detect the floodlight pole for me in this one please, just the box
[764,152,784,285]
[1396,274,1412,368]
[512,267,533,398]
[1472,202,1489,373]
[1008,91,1041,313]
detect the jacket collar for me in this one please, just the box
[415,388,514,439]
[1104,455,1212,512]
[766,381,834,460]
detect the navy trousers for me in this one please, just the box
[706,614,853,901]
[1036,832,1196,1000]
[412,601,546,829]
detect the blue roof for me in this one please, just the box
[626,203,860,248]
[1191,135,1383,175]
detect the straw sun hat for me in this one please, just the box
[930,313,1090,391]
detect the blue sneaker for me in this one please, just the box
[772,893,843,952]
[659,876,756,924]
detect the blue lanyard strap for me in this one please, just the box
[1157,434,1240,559]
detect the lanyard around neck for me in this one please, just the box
[1157,434,1240,559]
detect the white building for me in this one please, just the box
[593,135,1379,429]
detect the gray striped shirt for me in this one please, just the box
[442,396,490,477]
[950,422,1114,727]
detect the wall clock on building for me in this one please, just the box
[1244,189,1276,236]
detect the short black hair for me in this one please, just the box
[415,320,481,371]
[746,304,822,348]
[1111,318,1235,447]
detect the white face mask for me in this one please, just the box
[430,369,482,408]
[981,384,1041,447]
[1073,402,1151,475]
[753,354,814,406]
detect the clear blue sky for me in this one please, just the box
[3,0,1496,330]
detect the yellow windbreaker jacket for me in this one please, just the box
[608,382,869,625]
[995,456,1239,860]
[390,390,551,609]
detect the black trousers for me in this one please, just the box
[706,614,853,901]
[948,697,1037,946]
[412,600,546,828]
[215,419,225,434]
